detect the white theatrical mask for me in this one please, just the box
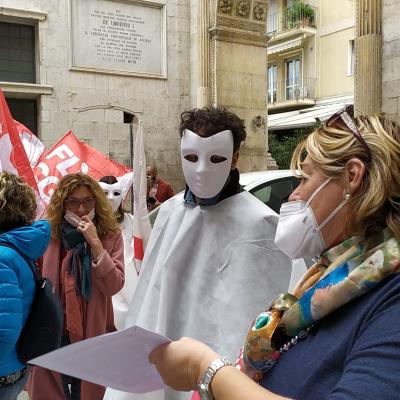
[99,181,123,212]
[99,179,138,331]
[181,129,234,199]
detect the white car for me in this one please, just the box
[239,169,299,214]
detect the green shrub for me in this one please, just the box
[268,127,312,169]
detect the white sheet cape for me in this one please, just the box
[105,191,292,400]
[113,213,139,330]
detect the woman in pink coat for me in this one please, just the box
[27,173,125,400]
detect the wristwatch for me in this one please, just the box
[197,357,232,400]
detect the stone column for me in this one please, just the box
[197,0,211,107]
[209,0,273,171]
[355,0,382,115]
[381,0,400,118]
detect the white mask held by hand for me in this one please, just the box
[274,178,349,259]
[181,129,234,199]
[98,181,123,212]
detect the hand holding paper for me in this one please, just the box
[29,326,171,394]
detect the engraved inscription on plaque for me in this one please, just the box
[70,0,166,78]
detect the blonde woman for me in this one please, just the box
[27,173,125,400]
[150,108,400,400]
[0,172,50,400]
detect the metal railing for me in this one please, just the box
[267,4,317,35]
[267,77,316,104]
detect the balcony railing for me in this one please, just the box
[267,77,316,104]
[267,4,317,35]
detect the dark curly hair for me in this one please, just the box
[179,107,246,152]
[0,172,36,233]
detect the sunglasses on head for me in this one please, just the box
[326,105,372,164]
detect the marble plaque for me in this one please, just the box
[70,0,166,78]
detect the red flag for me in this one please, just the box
[34,131,133,205]
[15,120,45,168]
[0,90,39,188]
[0,90,45,217]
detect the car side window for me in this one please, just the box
[251,185,272,204]
[250,177,299,214]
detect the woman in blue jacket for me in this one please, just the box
[0,172,50,400]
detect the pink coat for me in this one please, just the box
[27,232,125,400]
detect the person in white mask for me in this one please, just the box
[99,176,137,330]
[104,107,292,400]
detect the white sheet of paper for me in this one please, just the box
[29,325,171,393]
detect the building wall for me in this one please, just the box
[381,0,400,118]
[0,0,191,191]
[216,40,269,171]
[266,0,355,110]
[317,28,354,97]
[319,0,354,26]
[316,0,355,99]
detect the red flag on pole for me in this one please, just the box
[34,130,133,205]
[0,89,45,217]
[0,90,39,186]
[133,121,151,273]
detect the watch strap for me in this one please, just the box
[197,357,232,400]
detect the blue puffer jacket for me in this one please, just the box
[0,220,50,376]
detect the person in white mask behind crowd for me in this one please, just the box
[98,176,138,330]
[149,107,400,400]
[104,107,292,400]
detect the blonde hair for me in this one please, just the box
[46,173,120,241]
[291,113,400,239]
[0,172,36,232]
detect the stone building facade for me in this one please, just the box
[0,0,271,191]
[381,0,400,118]
[1,0,191,190]
[355,0,400,119]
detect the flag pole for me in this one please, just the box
[129,121,134,213]
[132,120,152,274]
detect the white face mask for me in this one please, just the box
[274,178,349,260]
[181,129,234,199]
[98,181,123,212]
[64,209,95,228]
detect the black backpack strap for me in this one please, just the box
[0,242,40,283]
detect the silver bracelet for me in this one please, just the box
[196,357,232,400]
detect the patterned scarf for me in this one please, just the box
[241,228,400,380]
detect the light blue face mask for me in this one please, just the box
[274,178,350,259]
